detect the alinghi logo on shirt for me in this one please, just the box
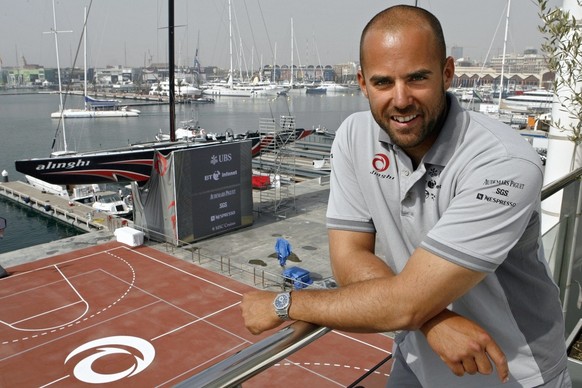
[372,153,390,172]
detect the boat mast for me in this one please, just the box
[498,0,510,112]
[169,0,176,141]
[46,0,71,152]
[228,0,233,88]
[290,18,294,88]
[83,7,88,111]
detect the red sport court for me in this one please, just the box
[0,241,393,387]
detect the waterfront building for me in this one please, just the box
[0,46,553,93]
[452,48,554,91]
[4,65,46,88]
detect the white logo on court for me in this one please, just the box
[65,336,155,384]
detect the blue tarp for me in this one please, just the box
[275,237,292,267]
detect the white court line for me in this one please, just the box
[40,374,70,388]
[1,251,136,343]
[126,246,244,296]
[5,301,84,327]
[0,247,121,280]
[150,302,241,342]
[0,265,90,332]
[333,331,391,354]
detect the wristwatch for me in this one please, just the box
[273,291,292,321]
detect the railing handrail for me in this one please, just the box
[175,322,330,388]
[541,166,582,200]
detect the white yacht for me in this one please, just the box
[149,78,202,97]
[503,89,553,111]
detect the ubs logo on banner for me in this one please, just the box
[211,153,233,165]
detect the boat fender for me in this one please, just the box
[23,196,30,204]
[44,203,52,212]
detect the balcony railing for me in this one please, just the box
[175,167,582,387]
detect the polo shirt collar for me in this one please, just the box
[424,93,469,167]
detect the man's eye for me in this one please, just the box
[375,80,391,86]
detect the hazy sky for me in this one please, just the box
[0,0,563,70]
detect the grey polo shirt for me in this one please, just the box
[327,94,567,386]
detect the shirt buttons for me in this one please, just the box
[402,170,410,176]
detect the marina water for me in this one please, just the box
[0,89,368,254]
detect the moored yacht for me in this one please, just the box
[149,78,202,98]
[503,89,553,112]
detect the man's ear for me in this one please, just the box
[357,71,368,98]
[443,56,455,90]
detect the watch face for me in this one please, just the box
[274,293,289,309]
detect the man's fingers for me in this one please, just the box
[486,342,509,383]
[473,351,493,375]
[461,359,478,375]
[445,361,465,377]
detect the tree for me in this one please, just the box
[538,0,582,148]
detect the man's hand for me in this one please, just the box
[241,290,287,335]
[421,310,509,383]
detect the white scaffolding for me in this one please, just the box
[254,115,297,217]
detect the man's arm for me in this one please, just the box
[309,229,487,331]
[328,229,508,382]
[241,229,508,380]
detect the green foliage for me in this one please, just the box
[538,0,582,143]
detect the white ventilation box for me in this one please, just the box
[114,227,144,247]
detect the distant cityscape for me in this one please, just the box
[0,46,553,94]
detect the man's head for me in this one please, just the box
[357,5,455,163]
[359,5,447,73]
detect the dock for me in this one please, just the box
[0,180,129,233]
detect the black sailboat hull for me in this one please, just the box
[15,128,313,185]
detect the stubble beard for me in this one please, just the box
[374,89,447,150]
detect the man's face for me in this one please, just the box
[358,26,454,158]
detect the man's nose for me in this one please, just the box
[392,82,412,109]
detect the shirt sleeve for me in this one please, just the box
[326,118,376,233]
[421,155,543,272]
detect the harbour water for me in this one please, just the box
[0,89,368,254]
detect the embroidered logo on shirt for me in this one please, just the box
[476,193,517,207]
[425,166,442,200]
[482,179,525,189]
[372,153,390,172]
[370,153,394,180]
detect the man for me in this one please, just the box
[241,5,570,387]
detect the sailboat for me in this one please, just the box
[201,0,253,97]
[15,1,313,186]
[200,0,291,97]
[50,7,140,119]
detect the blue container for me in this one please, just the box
[283,266,313,289]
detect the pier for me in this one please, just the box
[0,181,129,233]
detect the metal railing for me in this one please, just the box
[175,322,330,388]
[175,167,582,387]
